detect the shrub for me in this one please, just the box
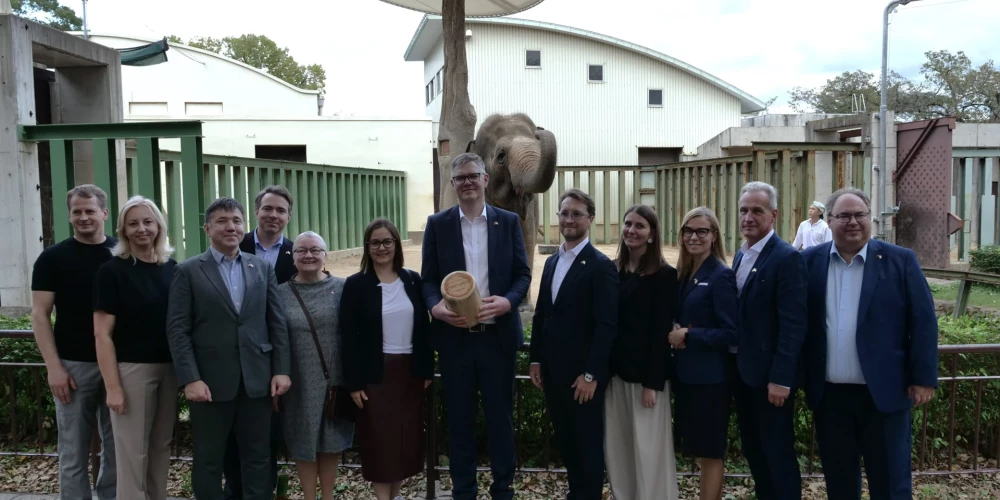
[970,245,1000,275]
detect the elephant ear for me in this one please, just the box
[465,140,476,153]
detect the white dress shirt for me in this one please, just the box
[551,237,589,302]
[732,230,774,354]
[381,278,415,354]
[825,242,868,384]
[793,219,832,250]
[461,204,493,324]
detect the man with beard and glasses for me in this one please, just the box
[529,188,619,500]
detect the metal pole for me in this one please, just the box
[82,0,89,39]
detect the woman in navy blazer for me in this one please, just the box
[670,207,739,500]
[340,218,434,500]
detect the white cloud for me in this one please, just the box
[72,0,999,116]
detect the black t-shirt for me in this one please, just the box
[31,237,118,362]
[93,257,176,364]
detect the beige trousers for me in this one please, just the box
[109,362,178,500]
[604,376,679,500]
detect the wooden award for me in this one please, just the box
[441,271,481,328]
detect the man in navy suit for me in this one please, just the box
[732,181,807,500]
[529,188,618,500]
[421,152,532,500]
[802,187,937,499]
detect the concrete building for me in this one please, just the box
[405,15,766,167]
[75,33,437,232]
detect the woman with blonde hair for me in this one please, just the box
[604,205,679,499]
[669,206,739,500]
[93,195,178,500]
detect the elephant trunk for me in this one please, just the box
[510,129,558,195]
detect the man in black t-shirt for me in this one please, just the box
[31,184,118,500]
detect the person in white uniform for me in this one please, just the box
[792,201,832,251]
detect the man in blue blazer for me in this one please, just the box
[802,188,937,499]
[732,181,807,500]
[530,188,618,500]
[421,152,532,500]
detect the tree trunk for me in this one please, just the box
[437,0,478,212]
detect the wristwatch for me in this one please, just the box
[583,373,594,383]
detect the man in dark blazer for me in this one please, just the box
[167,197,291,500]
[802,188,937,499]
[732,181,807,500]
[529,188,619,500]
[421,152,531,500]
[224,186,295,499]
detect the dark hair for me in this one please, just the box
[614,205,666,276]
[559,188,596,217]
[360,218,404,273]
[205,197,245,223]
[254,185,294,212]
[67,184,108,210]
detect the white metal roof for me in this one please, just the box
[380,0,545,17]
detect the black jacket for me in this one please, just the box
[239,231,295,284]
[339,268,434,391]
[610,264,677,390]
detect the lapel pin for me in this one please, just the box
[285,250,291,255]
[581,260,587,265]
[493,221,499,226]
[693,279,699,284]
[751,268,757,273]
[877,254,882,260]
[248,263,255,268]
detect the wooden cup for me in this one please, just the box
[441,270,482,327]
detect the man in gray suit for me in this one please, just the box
[167,197,291,500]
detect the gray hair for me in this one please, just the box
[826,187,871,215]
[294,231,327,251]
[450,152,486,174]
[740,181,779,211]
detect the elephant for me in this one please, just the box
[471,113,557,308]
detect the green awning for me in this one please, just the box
[119,38,169,67]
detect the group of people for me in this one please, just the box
[30,149,938,500]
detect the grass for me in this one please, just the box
[929,282,1000,311]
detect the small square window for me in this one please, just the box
[588,65,604,82]
[648,89,663,107]
[526,50,541,68]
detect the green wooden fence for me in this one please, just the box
[19,120,407,260]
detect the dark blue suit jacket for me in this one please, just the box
[733,235,808,389]
[530,242,619,385]
[420,204,532,355]
[802,239,939,413]
[675,257,739,385]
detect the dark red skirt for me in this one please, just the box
[357,353,426,483]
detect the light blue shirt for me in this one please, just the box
[210,246,245,312]
[825,242,868,384]
[253,229,283,267]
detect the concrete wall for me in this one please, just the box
[954,123,1000,148]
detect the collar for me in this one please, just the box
[559,236,590,258]
[808,219,826,227]
[459,204,488,222]
[740,229,774,254]
[831,242,869,264]
[209,245,242,263]
[253,228,284,249]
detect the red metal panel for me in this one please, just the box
[895,118,955,268]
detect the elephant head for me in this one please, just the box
[473,113,557,309]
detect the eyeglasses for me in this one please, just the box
[452,173,483,185]
[680,227,712,238]
[832,212,870,223]
[557,211,589,220]
[293,247,325,256]
[368,239,396,250]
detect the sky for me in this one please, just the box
[70,0,1000,117]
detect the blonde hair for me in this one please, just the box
[113,196,174,264]
[675,207,727,281]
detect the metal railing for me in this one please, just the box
[923,268,1000,318]
[1,332,998,499]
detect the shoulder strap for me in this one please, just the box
[288,278,330,381]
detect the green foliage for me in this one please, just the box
[182,34,326,95]
[10,0,82,31]
[970,246,1000,275]
[929,282,1000,310]
[789,51,1000,123]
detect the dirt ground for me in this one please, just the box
[324,243,682,308]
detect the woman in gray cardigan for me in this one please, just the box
[276,231,354,500]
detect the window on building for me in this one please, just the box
[526,50,541,68]
[588,65,604,82]
[255,145,307,163]
[426,84,432,105]
[437,68,443,94]
[648,89,663,107]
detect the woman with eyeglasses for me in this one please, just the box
[274,231,354,500]
[669,207,739,500]
[604,205,679,499]
[340,218,433,500]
